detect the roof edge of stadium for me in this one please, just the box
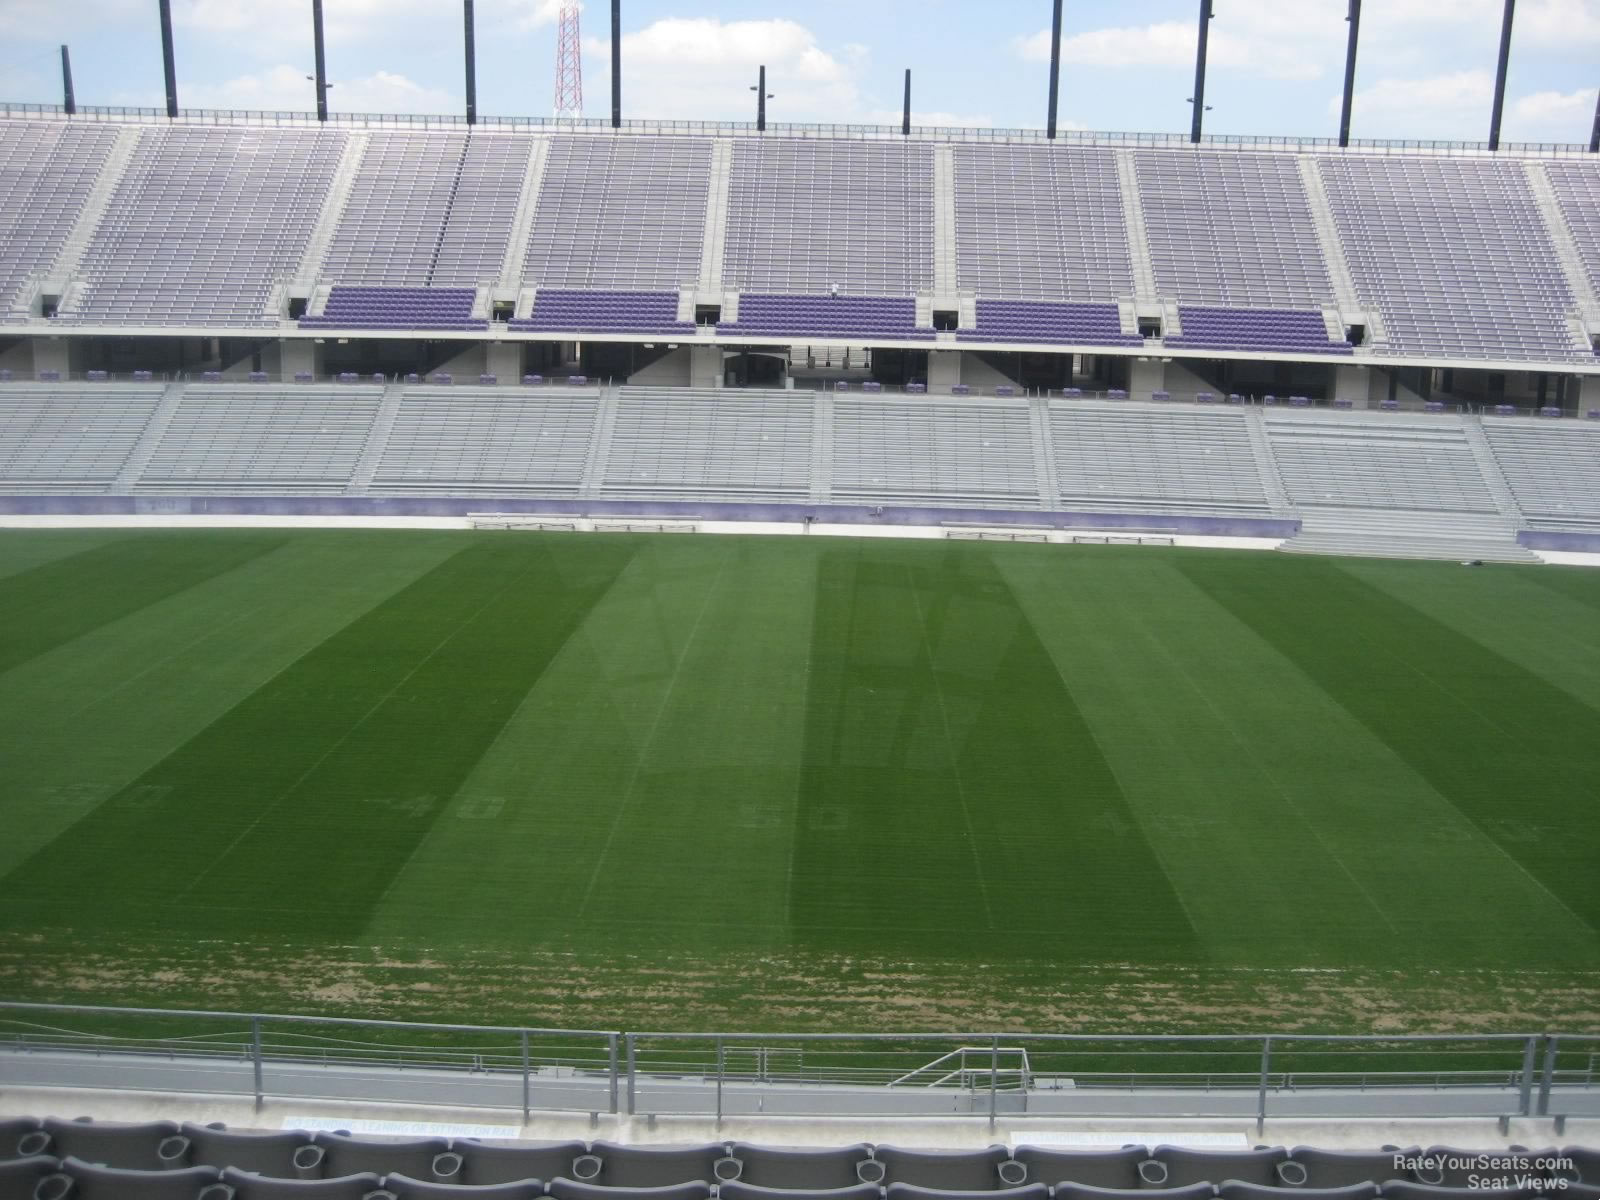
[2,100,1595,159]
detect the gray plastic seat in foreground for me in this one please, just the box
[1220,1183,1380,1200]
[722,1144,876,1189]
[872,1146,1013,1189]
[452,1141,587,1186]
[38,1119,190,1171]
[1289,1150,1418,1189]
[0,1122,41,1163]
[580,1142,723,1187]
[214,1167,390,1199]
[1153,1148,1290,1188]
[0,1157,58,1200]
[1053,1184,1218,1200]
[720,1182,882,1200]
[1011,1148,1151,1189]
[182,1126,317,1178]
[1381,1186,1535,1200]
[312,1134,453,1182]
[383,1176,542,1199]
[1564,1149,1600,1184]
[547,1181,712,1200]
[885,1185,1051,1200]
[57,1156,220,1199]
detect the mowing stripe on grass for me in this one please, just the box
[0,532,466,877]
[999,549,1600,968]
[0,532,287,677]
[789,541,1200,961]
[1178,555,1600,934]
[0,531,121,583]
[0,538,636,940]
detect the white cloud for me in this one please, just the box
[0,0,140,39]
[1510,87,1597,139]
[585,17,863,123]
[178,64,458,115]
[1340,70,1497,138]
[1518,0,1600,46]
[1018,9,1330,82]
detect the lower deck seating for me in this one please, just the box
[134,387,381,495]
[368,389,598,497]
[1050,401,1272,516]
[831,397,1040,509]
[1264,412,1495,512]
[0,384,161,493]
[1481,419,1600,531]
[601,388,814,502]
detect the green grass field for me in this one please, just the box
[1,528,1598,1035]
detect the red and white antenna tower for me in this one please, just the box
[553,1,583,118]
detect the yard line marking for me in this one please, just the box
[575,547,730,919]
[905,562,996,930]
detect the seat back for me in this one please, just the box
[313,1134,452,1182]
[583,1142,723,1187]
[182,1126,316,1178]
[723,1144,875,1190]
[382,1174,542,1199]
[453,1140,588,1186]
[872,1146,1011,1190]
[1153,1148,1289,1189]
[1013,1148,1151,1189]
[218,1166,391,1200]
[41,1119,187,1171]
[61,1156,221,1200]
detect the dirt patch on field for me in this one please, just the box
[3,935,1599,1036]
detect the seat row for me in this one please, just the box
[4,1123,1599,1197]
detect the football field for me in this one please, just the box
[0,528,1597,1033]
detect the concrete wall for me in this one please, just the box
[689,345,724,388]
[1128,358,1166,400]
[928,350,961,391]
[628,346,692,386]
[957,353,1021,391]
[278,339,321,382]
[30,337,73,377]
[0,492,1301,538]
[1335,362,1370,406]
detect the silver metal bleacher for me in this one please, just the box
[1481,418,1600,532]
[830,394,1040,509]
[0,383,162,493]
[131,385,382,494]
[368,387,598,497]
[1049,399,1273,516]
[601,387,814,501]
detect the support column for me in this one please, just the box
[279,338,322,382]
[1577,375,1599,414]
[486,342,522,380]
[689,344,723,388]
[1334,362,1369,405]
[157,0,178,118]
[1488,0,1516,151]
[1129,358,1166,400]
[928,349,961,392]
[30,337,73,378]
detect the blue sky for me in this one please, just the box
[1,0,1596,144]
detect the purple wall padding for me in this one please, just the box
[1518,529,1600,552]
[0,494,1300,538]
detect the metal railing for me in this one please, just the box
[3,1003,1598,1127]
[0,102,1595,159]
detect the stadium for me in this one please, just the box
[0,0,1599,1194]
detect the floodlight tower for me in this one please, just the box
[554,1,584,119]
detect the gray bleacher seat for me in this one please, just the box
[0,1157,58,1200]
[1380,1186,1534,1200]
[1052,1185,1217,1200]
[720,1143,876,1189]
[870,1146,1013,1189]
[36,1118,189,1171]
[1220,1184,1379,1200]
[1287,1150,1415,1190]
[181,1125,317,1178]
[547,1181,711,1200]
[580,1142,723,1187]
[311,1134,455,1182]
[1011,1148,1151,1190]
[885,1186,1050,1200]
[212,1167,390,1199]
[451,1141,588,1186]
[0,1121,41,1162]
[1152,1148,1289,1188]
[719,1183,882,1200]
[55,1156,220,1199]
[1415,1149,1565,1190]
[382,1176,541,1199]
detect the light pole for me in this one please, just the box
[751,65,773,132]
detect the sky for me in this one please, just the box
[0,0,1596,145]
